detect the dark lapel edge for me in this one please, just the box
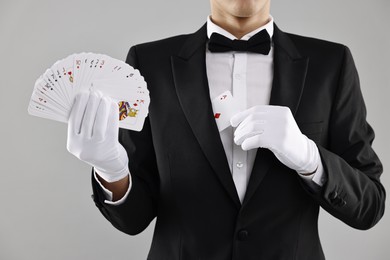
[171,24,241,208]
[243,24,310,206]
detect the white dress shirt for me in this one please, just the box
[206,16,325,203]
[97,15,326,205]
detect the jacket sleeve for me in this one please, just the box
[307,46,386,230]
[91,46,159,235]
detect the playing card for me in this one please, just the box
[94,56,133,81]
[92,80,150,131]
[51,56,74,106]
[28,52,150,131]
[211,90,240,132]
[31,87,67,114]
[73,52,86,90]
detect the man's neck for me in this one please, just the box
[210,11,270,39]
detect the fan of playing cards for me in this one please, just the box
[28,52,150,131]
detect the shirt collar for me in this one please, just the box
[207,15,274,41]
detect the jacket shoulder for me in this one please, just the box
[285,32,347,57]
[125,34,190,68]
[126,24,207,67]
[130,32,196,58]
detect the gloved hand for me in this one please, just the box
[67,90,129,182]
[230,105,319,174]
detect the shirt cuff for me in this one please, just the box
[297,159,326,187]
[93,169,132,205]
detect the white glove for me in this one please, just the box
[67,90,129,182]
[230,105,319,174]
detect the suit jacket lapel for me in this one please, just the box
[171,24,241,208]
[269,24,309,114]
[243,24,309,206]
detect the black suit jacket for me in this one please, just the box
[92,24,385,260]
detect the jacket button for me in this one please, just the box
[237,230,249,241]
[339,200,347,207]
[329,191,338,200]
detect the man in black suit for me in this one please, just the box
[67,0,385,259]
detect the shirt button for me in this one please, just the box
[234,73,242,80]
[236,162,243,168]
[237,230,249,241]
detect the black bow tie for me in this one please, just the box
[208,29,271,55]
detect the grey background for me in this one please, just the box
[0,0,389,259]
